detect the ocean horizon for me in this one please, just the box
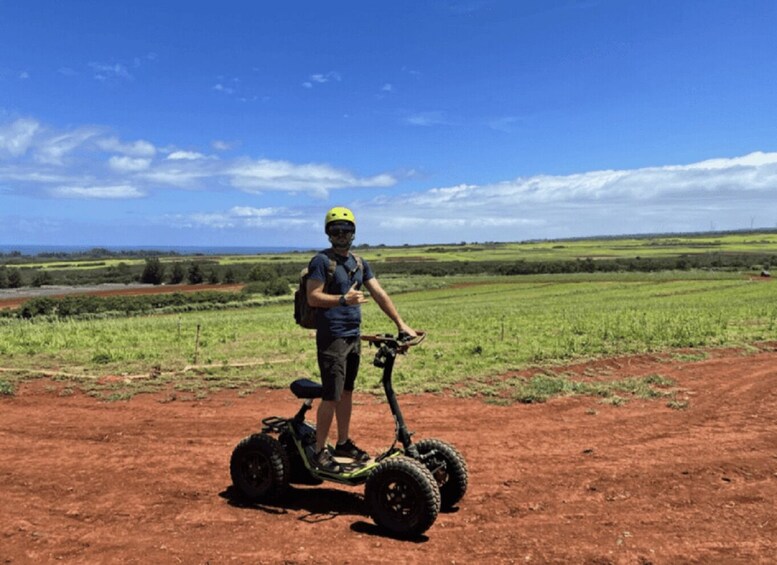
[0,244,308,256]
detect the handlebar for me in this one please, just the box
[361,331,426,353]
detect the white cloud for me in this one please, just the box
[0,118,40,158]
[230,206,278,217]
[108,156,151,172]
[97,137,156,157]
[227,158,396,195]
[187,212,234,229]
[51,184,145,199]
[89,62,133,81]
[0,167,77,184]
[0,117,397,201]
[359,151,777,242]
[402,155,777,212]
[34,128,101,165]
[165,206,311,230]
[13,117,777,243]
[672,151,777,171]
[303,71,342,88]
[213,83,235,94]
[140,165,214,188]
[405,111,450,127]
[212,140,233,151]
[167,150,209,160]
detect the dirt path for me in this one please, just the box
[1,347,776,564]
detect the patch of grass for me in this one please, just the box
[483,372,678,406]
[510,374,572,403]
[0,377,15,396]
[667,398,690,410]
[671,352,709,362]
[609,374,675,399]
[484,397,513,406]
[600,395,627,407]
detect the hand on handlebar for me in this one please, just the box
[361,331,426,348]
[397,323,418,340]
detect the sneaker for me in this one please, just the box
[333,439,370,462]
[315,448,342,473]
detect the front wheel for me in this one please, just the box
[364,456,440,537]
[230,433,290,502]
[415,438,468,510]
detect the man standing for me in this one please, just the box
[306,206,417,473]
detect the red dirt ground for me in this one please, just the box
[2,346,777,564]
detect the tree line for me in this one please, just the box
[0,259,300,291]
[2,252,774,291]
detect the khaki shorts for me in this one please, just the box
[316,334,361,401]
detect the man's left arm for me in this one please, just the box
[363,278,417,337]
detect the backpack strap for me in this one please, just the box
[318,249,338,292]
[351,253,363,277]
[320,249,362,290]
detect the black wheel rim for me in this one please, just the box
[378,475,423,523]
[239,451,272,493]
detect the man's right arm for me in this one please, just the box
[308,278,367,308]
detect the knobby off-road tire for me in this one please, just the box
[364,456,441,537]
[230,433,290,502]
[416,438,468,510]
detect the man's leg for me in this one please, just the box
[335,338,360,444]
[316,400,337,453]
[335,389,353,444]
[316,334,345,453]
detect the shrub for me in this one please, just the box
[169,263,185,284]
[141,258,165,285]
[187,262,205,284]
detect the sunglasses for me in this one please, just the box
[328,227,355,236]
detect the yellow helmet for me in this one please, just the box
[324,206,356,229]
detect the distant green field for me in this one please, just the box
[11,231,777,271]
[1,271,774,401]
[356,233,777,263]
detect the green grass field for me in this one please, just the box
[1,270,775,402]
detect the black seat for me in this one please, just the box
[290,378,323,399]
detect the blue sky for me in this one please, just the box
[2,0,777,248]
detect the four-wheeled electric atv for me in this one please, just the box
[229,332,468,537]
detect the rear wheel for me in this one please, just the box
[230,434,289,502]
[364,456,440,537]
[416,438,468,510]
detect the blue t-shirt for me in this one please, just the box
[308,250,374,337]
